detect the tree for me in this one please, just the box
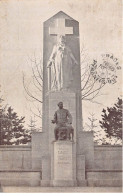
[23,50,121,123]
[99,98,122,141]
[0,105,31,145]
[27,115,41,132]
[22,54,43,119]
[28,116,37,132]
[84,113,105,145]
[23,51,121,105]
[85,113,98,132]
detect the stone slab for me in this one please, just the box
[1,186,122,193]
[77,180,87,187]
[52,180,77,187]
[87,179,122,187]
[86,170,122,187]
[0,171,41,186]
[86,171,122,179]
[77,132,94,169]
[94,145,122,170]
[41,156,51,181]
[53,141,73,181]
[40,180,51,187]
[76,155,86,186]
[0,147,31,170]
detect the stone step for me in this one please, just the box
[1,186,122,193]
[87,179,122,187]
[86,170,122,179]
[86,170,122,187]
[0,171,41,186]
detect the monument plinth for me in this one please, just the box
[52,141,76,186]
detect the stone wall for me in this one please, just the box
[0,145,32,170]
[0,144,122,172]
[94,145,122,170]
[0,144,122,187]
[85,145,122,187]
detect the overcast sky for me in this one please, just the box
[0,0,122,128]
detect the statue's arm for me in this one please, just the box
[51,111,57,124]
[71,53,78,65]
[68,48,78,65]
[67,110,72,124]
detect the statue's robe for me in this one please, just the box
[49,43,77,90]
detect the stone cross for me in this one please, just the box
[49,18,73,36]
[43,11,81,93]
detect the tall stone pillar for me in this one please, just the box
[41,11,83,186]
[32,11,94,187]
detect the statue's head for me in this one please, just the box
[58,101,63,109]
[57,35,66,45]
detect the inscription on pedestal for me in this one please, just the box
[54,141,73,180]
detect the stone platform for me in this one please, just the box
[0,171,41,186]
[1,186,122,193]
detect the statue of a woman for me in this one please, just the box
[47,35,78,91]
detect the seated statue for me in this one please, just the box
[51,102,74,141]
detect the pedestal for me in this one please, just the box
[40,90,83,186]
[51,141,77,187]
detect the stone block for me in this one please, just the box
[0,146,31,170]
[54,141,73,180]
[77,155,85,170]
[76,155,87,186]
[0,172,41,186]
[51,141,76,187]
[86,170,122,187]
[52,180,77,187]
[41,156,51,181]
[86,171,122,179]
[87,179,122,187]
[77,180,87,187]
[31,132,48,170]
[77,132,94,169]
[94,145,122,170]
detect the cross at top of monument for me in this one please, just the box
[49,18,73,36]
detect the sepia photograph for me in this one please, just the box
[0,0,122,193]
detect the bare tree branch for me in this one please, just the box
[32,76,42,92]
[82,80,97,97]
[82,83,105,100]
[32,67,42,87]
[81,71,91,91]
[22,72,42,103]
[30,107,42,119]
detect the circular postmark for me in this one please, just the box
[90,54,121,84]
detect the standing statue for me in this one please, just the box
[51,102,74,141]
[47,35,78,91]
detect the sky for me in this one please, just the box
[0,0,122,128]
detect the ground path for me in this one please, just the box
[1,186,122,193]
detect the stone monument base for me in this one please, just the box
[52,180,77,187]
[40,180,51,187]
[51,141,76,187]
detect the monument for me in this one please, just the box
[0,11,122,189]
[32,11,94,187]
[30,11,122,188]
